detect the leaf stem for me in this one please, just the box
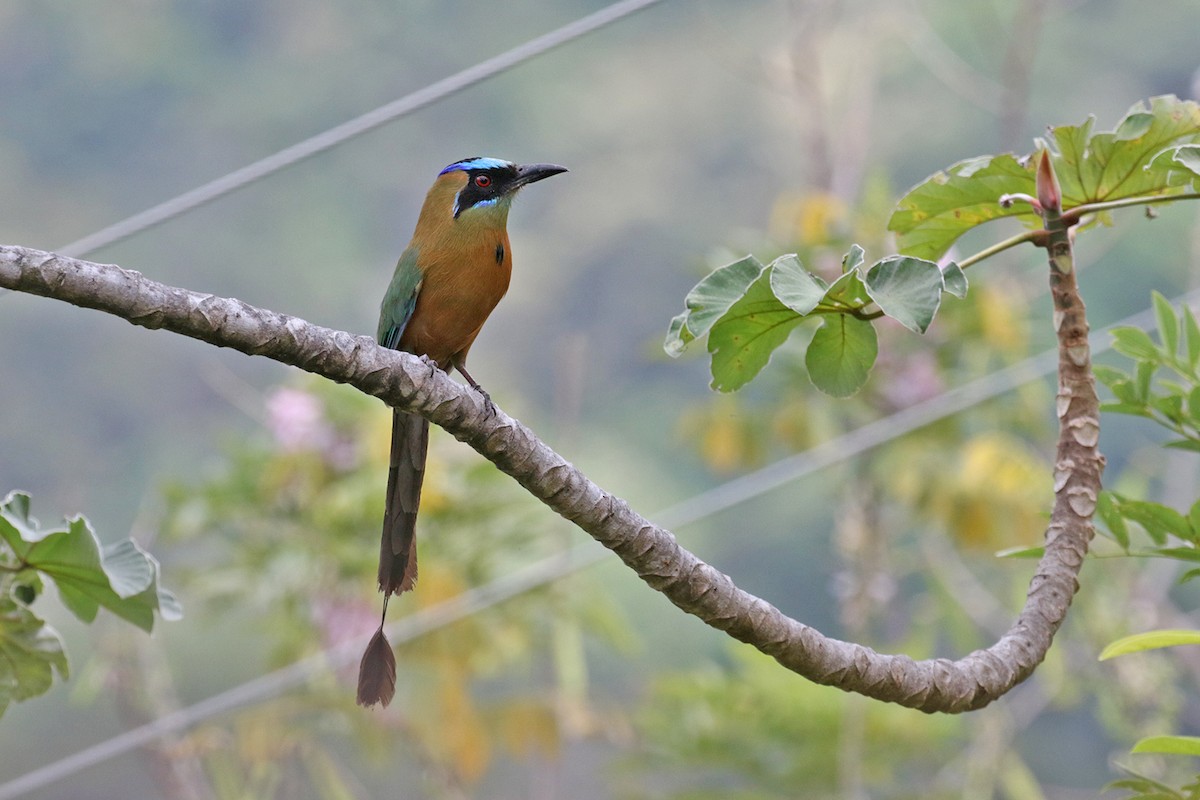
[957,229,1045,270]
[806,303,885,322]
[1062,192,1200,226]
[955,192,1200,271]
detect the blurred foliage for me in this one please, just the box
[638,94,1200,799]
[1098,293,1200,454]
[1091,294,1200,565]
[6,1,1200,798]
[889,432,1048,550]
[81,378,635,798]
[1087,292,1200,798]
[1109,768,1200,800]
[622,646,961,800]
[673,183,1052,547]
[639,157,1061,800]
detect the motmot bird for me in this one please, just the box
[357,157,567,707]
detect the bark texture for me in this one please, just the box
[0,243,1102,712]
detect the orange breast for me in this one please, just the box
[397,229,513,368]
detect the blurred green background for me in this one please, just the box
[3,1,1200,798]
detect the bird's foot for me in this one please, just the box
[417,353,439,377]
[456,364,497,418]
[475,386,497,418]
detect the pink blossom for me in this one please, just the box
[265,388,330,451]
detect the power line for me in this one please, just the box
[1,0,1185,790]
[2,290,1191,799]
[3,0,670,792]
[0,547,604,800]
[652,291,1195,529]
[55,0,669,259]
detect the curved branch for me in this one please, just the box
[0,244,1102,713]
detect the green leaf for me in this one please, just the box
[888,154,1038,260]
[1103,778,1173,795]
[1189,498,1200,539]
[664,255,764,357]
[1044,96,1200,208]
[97,539,155,598]
[1165,438,1200,453]
[1092,364,1130,387]
[804,315,877,397]
[1185,306,1200,370]
[841,244,865,273]
[663,312,692,358]
[1153,292,1181,359]
[707,266,804,392]
[99,538,182,626]
[11,571,43,606]
[1151,143,1200,182]
[1097,491,1130,549]
[156,587,183,622]
[1135,359,1156,403]
[1099,401,1152,418]
[768,254,827,315]
[0,492,40,543]
[0,491,179,632]
[1111,326,1164,361]
[1100,629,1200,660]
[41,520,156,630]
[1151,393,1187,425]
[995,545,1045,559]
[1131,735,1200,756]
[821,268,872,309]
[863,256,946,333]
[1111,497,1193,544]
[1174,144,1200,177]
[1106,766,1180,794]
[0,593,68,718]
[1102,374,1142,407]
[941,261,968,298]
[889,96,1200,259]
[1152,547,1200,561]
[1115,111,1155,141]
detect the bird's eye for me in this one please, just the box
[474,174,492,188]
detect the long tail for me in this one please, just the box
[380,408,428,594]
[357,408,428,707]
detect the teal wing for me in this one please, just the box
[377,245,422,349]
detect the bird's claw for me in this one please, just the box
[417,354,439,377]
[476,387,497,418]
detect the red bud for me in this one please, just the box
[1035,150,1061,215]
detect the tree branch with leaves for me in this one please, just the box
[3,95,1199,717]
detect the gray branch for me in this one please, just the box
[0,243,1102,713]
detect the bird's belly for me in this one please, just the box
[399,266,509,367]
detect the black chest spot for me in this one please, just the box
[494,241,505,265]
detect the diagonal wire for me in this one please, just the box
[0,0,1186,791]
[54,0,669,259]
[0,0,1185,787]
[3,289,1195,799]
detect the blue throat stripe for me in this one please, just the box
[453,194,509,218]
[440,156,510,175]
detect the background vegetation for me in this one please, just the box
[3,1,1200,797]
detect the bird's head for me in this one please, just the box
[435,157,568,220]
